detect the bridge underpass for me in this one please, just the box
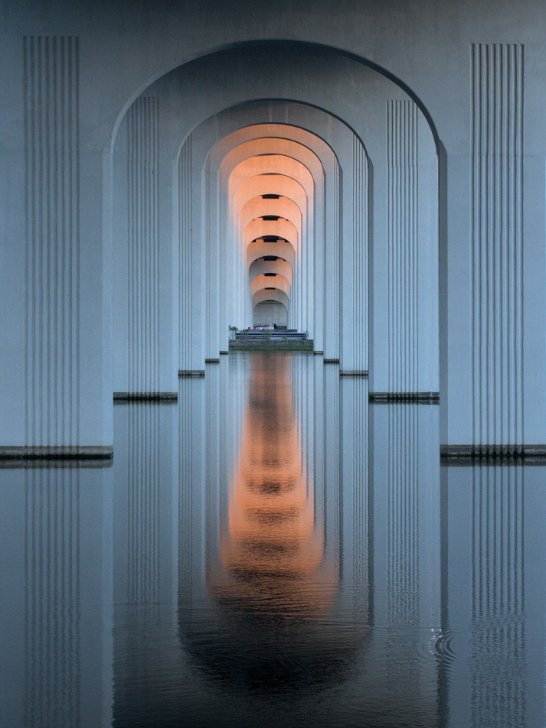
[0,6,543,460]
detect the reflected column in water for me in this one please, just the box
[179,372,208,605]
[340,376,370,622]
[368,402,441,725]
[445,464,546,728]
[112,401,179,726]
[0,466,113,728]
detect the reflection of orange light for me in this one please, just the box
[209,354,338,616]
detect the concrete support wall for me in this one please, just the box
[384,100,438,394]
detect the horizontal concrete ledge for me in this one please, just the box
[230,346,313,352]
[340,370,369,377]
[441,445,546,464]
[205,358,220,363]
[0,446,113,464]
[0,458,113,469]
[323,358,340,364]
[178,370,205,378]
[369,392,440,403]
[114,392,178,402]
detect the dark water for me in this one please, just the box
[1,352,545,728]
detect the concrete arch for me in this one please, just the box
[201,116,346,360]
[222,135,326,175]
[114,45,437,433]
[243,219,298,251]
[240,197,302,233]
[249,259,293,287]
[229,155,315,200]
[251,274,291,298]
[168,66,434,377]
[226,142,327,345]
[233,175,307,215]
[113,41,437,391]
[253,289,290,309]
[253,300,288,327]
[247,240,296,269]
[226,156,311,338]
[106,38,448,159]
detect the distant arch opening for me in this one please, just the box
[253,300,288,327]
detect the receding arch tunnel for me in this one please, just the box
[5,8,545,725]
[2,9,539,460]
[112,40,439,395]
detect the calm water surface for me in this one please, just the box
[1,352,545,727]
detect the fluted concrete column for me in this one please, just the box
[340,135,369,373]
[22,36,81,448]
[370,99,438,400]
[179,136,206,371]
[471,44,522,448]
[127,98,159,392]
[442,42,546,455]
[5,36,114,454]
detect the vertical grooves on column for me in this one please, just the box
[331,164,340,357]
[127,98,160,394]
[386,405,419,690]
[179,138,192,369]
[387,405,419,624]
[387,100,419,393]
[205,162,217,359]
[179,379,195,601]
[128,405,160,604]
[471,44,523,447]
[25,470,80,727]
[24,36,79,447]
[352,136,368,371]
[471,466,524,726]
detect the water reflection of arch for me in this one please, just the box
[178,353,371,695]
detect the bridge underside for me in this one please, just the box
[0,0,545,459]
